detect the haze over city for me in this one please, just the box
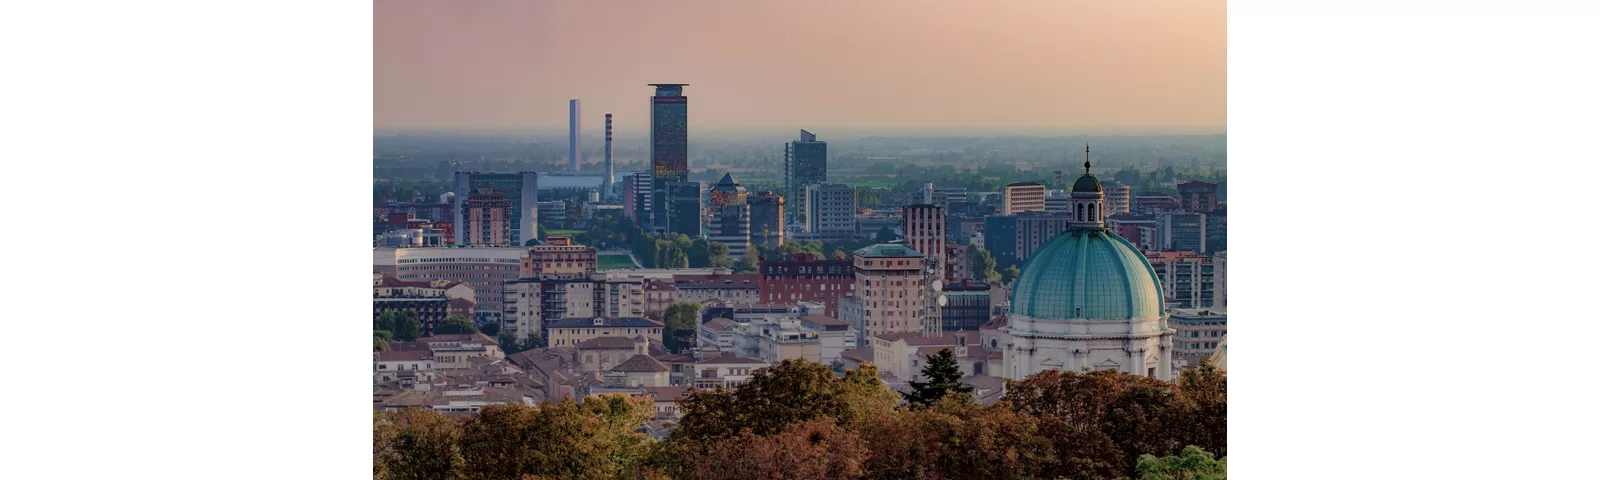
[375,0,1225,133]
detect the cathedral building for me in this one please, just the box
[1000,147,1178,381]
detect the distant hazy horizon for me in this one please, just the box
[376,0,1224,132]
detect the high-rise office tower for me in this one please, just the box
[625,173,652,224]
[902,204,947,274]
[453,172,539,246]
[569,100,582,172]
[603,113,614,201]
[1177,181,1219,213]
[805,183,856,238]
[785,130,827,225]
[666,181,702,237]
[649,84,690,232]
[747,191,785,249]
[1103,181,1132,216]
[463,190,513,246]
[707,174,752,259]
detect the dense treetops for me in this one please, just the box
[374,360,1226,480]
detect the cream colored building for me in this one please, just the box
[730,317,824,364]
[1001,182,1047,215]
[851,244,929,342]
[415,333,504,369]
[547,317,665,348]
[870,331,989,382]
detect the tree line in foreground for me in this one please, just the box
[374,360,1227,480]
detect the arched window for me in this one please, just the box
[1089,204,1097,221]
[1077,203,1085,221]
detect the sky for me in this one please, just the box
[375,0,1224,133]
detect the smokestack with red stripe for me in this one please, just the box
[603,113,614,201]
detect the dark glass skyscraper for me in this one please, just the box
[666,181,702,237]
[649,84,689,232]
[785,129,827,225]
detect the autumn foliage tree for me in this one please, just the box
[374,408,464,480]
[455,395,653,480]
[681,419,869,480]
[373,359,1227,480]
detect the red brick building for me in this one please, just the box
[758,252,855,318]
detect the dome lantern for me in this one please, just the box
[1069,144,1106,230]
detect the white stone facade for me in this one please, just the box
[1000,313,1175,381]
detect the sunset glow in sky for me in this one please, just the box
[375,0,1224,132]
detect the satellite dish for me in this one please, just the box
[930,280,943,292]
[937,295,948,307]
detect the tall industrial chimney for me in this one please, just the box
[569,99,581,172]
[604,113,614,201]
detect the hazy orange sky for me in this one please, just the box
[375,0,1224,132]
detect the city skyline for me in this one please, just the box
[375,0,1225,132]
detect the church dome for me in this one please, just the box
[1009,228,1165,320]
[1071,158,1103,193]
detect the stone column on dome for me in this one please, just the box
[1156,342,1172,380]
[1130,347,1146,376]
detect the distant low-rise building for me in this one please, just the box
[672,273,761,304]
[374,350,435,384]
[687,351,770,389]
[1170,309,1227,369]
[1144,250,1217,309]
[984,212,1073,267]
[414,333,504,369]
[868,331,996,383]
[940,281,993,331]
[1002,182,1047,215]
[546,317,665,347]
[758,253,854,318]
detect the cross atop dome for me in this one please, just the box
[1084,144,1092,174]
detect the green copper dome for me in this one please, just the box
[1009,228,1165,320]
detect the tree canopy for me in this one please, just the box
[970,246,1000,283]
[661,302,701,353]
[375,361,1228,480]
[432,315,479,336]
[376,311,423,341]
[901,348,974,408]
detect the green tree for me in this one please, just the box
[1131,446,1227,480]
[688,238,711,267]
[661,302,701,353]
[733,251,760,274]
[970,247,999,283]
[660,244,689,269]
[874,226,897,243]
[375,336,391,352]
[390,312,428,340]
[376,311,399,332]
[705,241,732,269]
[856,188,881,209]
[478,322,500,337]
[1000,265,1021,285]
[432,315,479,335]
[901,348,974,408]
